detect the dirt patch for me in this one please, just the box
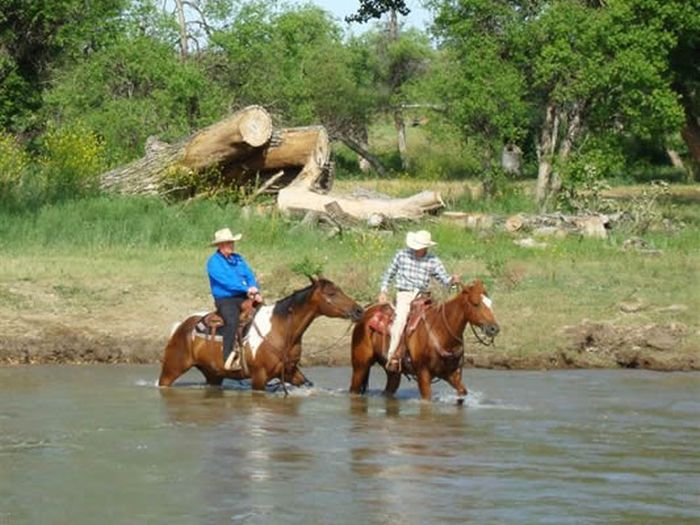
[556,320,698,371]
[1,314,697,371]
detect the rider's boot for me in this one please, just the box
[224,350,240,371]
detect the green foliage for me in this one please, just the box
[43,34,228,164]
[289,256,325,279]
[345,0,411,23]
[210,3,375,135]
[620,181,673,235]
[0,132,31,207]
[0,0,127,132]
[38,122,106,201]
[428,0,691,200]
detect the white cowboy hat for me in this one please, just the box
[406,230,437,250]
[210,228,242,246]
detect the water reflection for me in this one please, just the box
[1,367,698,525]
[158,387,302,427]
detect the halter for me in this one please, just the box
[250,283,355,395]
[435,297,495,350]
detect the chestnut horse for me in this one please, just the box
[159,277,363,390]
[349,279,499,401]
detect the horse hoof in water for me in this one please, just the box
[456,397,465,406]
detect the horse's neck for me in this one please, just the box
[275,303,319,344]
[432,295,468,336]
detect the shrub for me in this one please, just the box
[39,122,106,202]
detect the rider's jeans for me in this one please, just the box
[387,290,418,360]
[215,295,247,361]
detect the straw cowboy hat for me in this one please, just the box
[210,228,242,246]
[406,230,437,250]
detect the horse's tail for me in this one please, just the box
[158,315,200,387]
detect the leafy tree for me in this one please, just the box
[429,0,688,208]
[44,34,228,164]
[0,0,126,133]
[346,0,411,23]
[209,3,380,166]
[347,0,426,170]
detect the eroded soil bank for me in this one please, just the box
[1,317,697,371]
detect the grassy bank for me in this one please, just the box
[0,186,698,369]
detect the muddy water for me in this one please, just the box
[1,366,698,524]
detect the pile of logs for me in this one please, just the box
[442,211,614,238]
[99,105,443,222]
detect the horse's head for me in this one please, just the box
[309,276,364,321]
[459,279,500,338]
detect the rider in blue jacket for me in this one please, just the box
[207,228,262,369]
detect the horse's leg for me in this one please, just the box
[350,325,374,395]
[416,368,433,401]
[200,367,224,387]
[446,367,467,397]
[250,366,268,391]
[383,371,401,396]
[350,365,370,394]
[158,340,193,387]
[289,366,312,387]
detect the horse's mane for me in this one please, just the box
[272,282,315,318]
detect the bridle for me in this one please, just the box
[250,284,359,395]
[435,295,495,349]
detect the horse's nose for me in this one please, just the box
[351,306,364,321]
[485,324,500,337]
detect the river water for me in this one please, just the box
[1,366,698,525]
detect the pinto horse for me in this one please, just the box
[349,279,499,401]
[159,277,363,390]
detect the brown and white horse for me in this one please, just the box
[159,277,363,390]
[349,279,499,401]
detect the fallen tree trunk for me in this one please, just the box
[278,186,444,220]
[232,126,333,192]
[100,105,273,195]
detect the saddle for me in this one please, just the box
[368,294,433,368]
[194,299,261,370]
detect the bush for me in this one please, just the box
[0,132,29,196]
[39,122,106,202]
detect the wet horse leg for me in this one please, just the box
[384,370,402,396]
[158,344,193,387]
[446,367,467,397]
[349,327,376,395]
[200,367,224,387]
[416,368,433,401]
[289,366,313,387]
[250,366,268,391]
[350,365,370,394]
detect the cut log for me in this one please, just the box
[278,186,444,220]
[100,105,272,195]
[234,126,332,192]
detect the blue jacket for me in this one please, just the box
[206,251,258,299]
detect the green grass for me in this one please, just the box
[1,190,698,360]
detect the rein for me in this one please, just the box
[304,321,355,361]
[470,323,495,347]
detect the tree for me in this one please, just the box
[209,3,384,171]
[0,0,126,133]
[43,34,228,164]
[429,0,688,209]
[346,0,421,170]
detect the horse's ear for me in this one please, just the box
[306,273,318,285]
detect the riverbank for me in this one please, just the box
[1,193,698,371]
